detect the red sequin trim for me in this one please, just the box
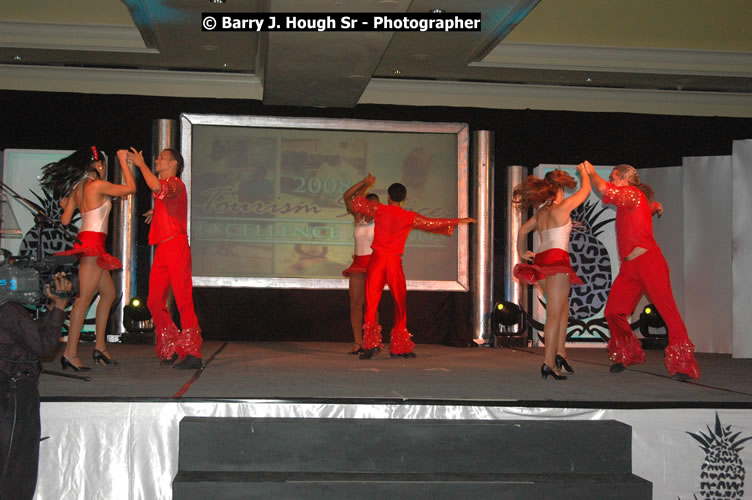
[664,342,701,379]
[389,328,415,355]
[176,326,203,359]
[607,333,645,367]
[155,323,180,360]
[361,322,384,350]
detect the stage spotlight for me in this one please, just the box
[639,303,668,349]
[494,301,522,328]
[492,301,526,348]
[122,297,154,344]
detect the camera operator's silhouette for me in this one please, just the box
[0,273,73,499]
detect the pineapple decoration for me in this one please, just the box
[688,413,751,499]
[19,188,80,257]
[566,200,615,340]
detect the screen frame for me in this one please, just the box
[181,113,470,291]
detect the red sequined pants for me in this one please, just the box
[361,250,414,354]
[605,247,700,379]
[148,236,202,360]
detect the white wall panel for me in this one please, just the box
[682,156,733,354]
[732,140,752,358]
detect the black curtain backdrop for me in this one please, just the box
[2,90,751,345]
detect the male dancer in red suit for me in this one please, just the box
[350,174,475,359]
[130,148,203,369]
[584,161,700,380]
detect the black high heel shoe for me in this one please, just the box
[348,347,364,355]
[359,347,381,360]
[541,363,567,380]
[92,349,119,366]
[555,354,574,374]
[61,356,91,372]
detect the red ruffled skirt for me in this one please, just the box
[56,231,122,271]
[513,248,583,285]
[342,254,371,277]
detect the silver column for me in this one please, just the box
[471,131,494,344]
[110,157,138,339]
[505,166,526,332]
[153,119,177,169]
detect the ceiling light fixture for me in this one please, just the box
[392,69,401,76]
[210,0,226,4]
[429,8,445,14]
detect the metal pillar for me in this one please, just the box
[505,166,527,333]
[110,157,138,339]
[471,131,494,344]
[153,119,177,168]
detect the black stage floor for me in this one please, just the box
[38,341,752,407]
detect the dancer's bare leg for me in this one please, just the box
[64,256,102,367]
[543,274,570,375]
[348,273,366,350]
[93,269,116,359]
[556,295,569,358]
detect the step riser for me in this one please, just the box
[178,418,633,474]
[173,479,652,500]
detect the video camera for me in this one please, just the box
[0,249,79,306]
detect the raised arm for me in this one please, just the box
[92,149,137,198]
[516,213,537,262]
[560,162,592,213]
[584,160,607,197]
[128,148,161,193]
[343,175,372,214]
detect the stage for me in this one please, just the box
[35,342,752,500]
[39,341,752,404]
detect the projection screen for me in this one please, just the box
[181,114,470,291]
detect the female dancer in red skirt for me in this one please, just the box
[342,179,379,355]
[513,164,591,380]
[40,147,136,370]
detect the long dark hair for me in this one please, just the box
[512,169,577,209]
[40,146,104,198]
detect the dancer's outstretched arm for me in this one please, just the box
[583,161,607,196]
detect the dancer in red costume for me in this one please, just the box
[342,178,379,355]
[584,161,700,380]
[513,164,591,380]
[350,174,475,360]
[129,148,203,370]
[40,147,137,370]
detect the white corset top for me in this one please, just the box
[79,198,111,234]
[353,220,374,256]
[537,220,572,253]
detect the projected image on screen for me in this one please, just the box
[182,115,468,290]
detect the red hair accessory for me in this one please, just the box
[90,146,99,161]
